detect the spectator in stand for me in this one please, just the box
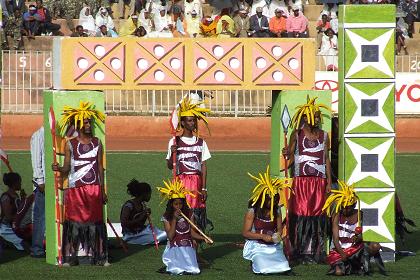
[208,0,233,17]
[95,24,112,36]
[139,9,153,33]
[216,14,235,37]
[134,25,147,36]
[318,28,338,71]
[396,17,409,55]
[269,8,287,38]
[320,3,337,19]
[399,0,418,36]
[1,8,24,50]
[151,7,174,38]
[186,9,200,37]
[23,5,41,37]
[118,0,133,19]
[71,24,88,36]
[316,13,331,49]
[234,8,250,37]
[36,0,61,36]
[119,14,140,36]
[95,7,118,37]
[330,12,338,35]
[172,5,188,37]
[184,0,202,20]
[62,0,83,31]
[147,0,167,17]
[250,6,270,37]
[286,5,308,38]
[233,0,251,15]
[200,16,217,37]
[5,0,26,16]
[79,6,96,36]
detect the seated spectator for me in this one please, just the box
[200,16,217,37]
[5,0,26,16]
[186,9,200,37]
[134,26,147,37]
[233,0,251,15]
[398,0,418,36]
[70,24,88,37]
[396,17,409,55]
[184,0,202,19]
[269,8,287,37]
[216,14,235,38]
[171,5,187,37]
[250,6,270,37]
[95,7,118,37]
[316,13,331,49]
[208,0,233,17]
[318,28,338,71]
[120,179,166,245]
[36,0,61,36]
[95,24,112,37]
[233,8,250,38]
[146,0,167,17]
[0,172,31,251]
[286,5,308,38]
[150,7,173,38]
[79,6,96,36]
[23,5,41,38]
[320,3,337,19]
[119,14,140,36]
[330,12,338,35]
[139,9,153,34]
[1,9,24,50]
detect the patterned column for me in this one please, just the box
[43,91,106,265]
[338,5,396,261]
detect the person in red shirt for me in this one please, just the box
[36,0,61,35]
[316,13,331,49]
[269,8,287,37]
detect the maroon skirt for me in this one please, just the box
[289,176,327,217]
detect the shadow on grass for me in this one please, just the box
[108,239,152,263]
[0,247,28,264]
[395,229,419,261]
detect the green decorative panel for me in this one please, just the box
[357,191,395,243]
[343,5,396,24]
[270,90,332,178]
[344,137,394,188]
[344,28,394,79]
[43,90,106,265]
[344,83,394,134]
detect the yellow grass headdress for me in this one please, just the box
[59,101,105,135]
[177,96,211,133]
[248,165,293,221]
[322,180,361,226]
[291,95,330,130]
[157,177,196,206]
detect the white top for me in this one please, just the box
[30,127,45,185]
[166,136,211,162]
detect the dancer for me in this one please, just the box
[242,166,292,274]
[323,180,385,276]
[120,179,166,245]
[158,178,211,275]
[52,101,109,266]
[283,95,332,264]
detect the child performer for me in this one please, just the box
[242,166,292,274]
[0,172,32,251]
[323,180,385,276]
[158,178,212,275]
[166,96,212,233]
[120,179,167,245]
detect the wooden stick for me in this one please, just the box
[180,212,214,244]
[147,215,160,251]
[107,218,128,253]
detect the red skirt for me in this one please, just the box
[178,174,205,209]
[64,184,104,223]
[289,176,327,217]
[327,243,364,265]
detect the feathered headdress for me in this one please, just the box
[59,101,105,135]
[248,166,293,221]
[322,180,361,226]
[170,95,211,135]
[157,177,196,207]
[291,95,330,130]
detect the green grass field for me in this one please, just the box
[0,152,418,279]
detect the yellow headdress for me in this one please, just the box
[157,177,196,206]
[291,95,330,130]
[176,96,211,133]
[322,180,361,226]
[248,166,293,221]
[59,101,105,135]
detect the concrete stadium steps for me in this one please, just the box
[304,4,323,21]
[414,22,420,34]
[405,38,420,55]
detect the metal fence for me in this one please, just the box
[2,50,419,115]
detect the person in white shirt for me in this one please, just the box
[30,126,45,257]
[150,6,173,37]
[184,0,202,19]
